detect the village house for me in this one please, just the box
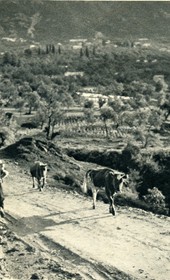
[64,71,84,77]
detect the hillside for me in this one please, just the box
[0,0,170,43]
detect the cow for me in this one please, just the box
[30,161,47,191]
[81,168,129,216]
[0,160,9,217]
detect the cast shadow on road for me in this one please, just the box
[6,214,57,236]
[6,210,112,237]
[44,209,112,224]
[49,213,112,227]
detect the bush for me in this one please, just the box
[143,187,166,208]
[115,190,168,215]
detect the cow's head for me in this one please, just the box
[39,163,47,171]
[39,162,47,166]
[115,173,129,193]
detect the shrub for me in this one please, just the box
[115,190,168,215]
[143,187,166,207]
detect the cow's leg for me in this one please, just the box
[38,179,42,191]
[32,177,36,188]
[39,176,46,190]
[42,177,46,189]
[106,189,116,216]
[109,196,116,216]
[91,187,98,209]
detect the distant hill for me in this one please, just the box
[0,0,170,43]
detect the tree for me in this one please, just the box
[34,104,47,129]
[83,108,95,124]
[123,81,155,100]
[94,31,106,46]
[3,52,13,64]
[92,46,96,56]
[46,44,49,54]
[108,96,129,134]
[24,48,32,56]
[58,44,61,54]
[51,44,55,54]
[37,47,41,55]
[122,108,164,148]
[42,89,64,139]
[84,99,94,109]
[98,97,106,108]
[100,106,116,139]
[57,85,75,109]
[98,82,124,97]
[0,79,18,106]
[85,46,89,58]
[14,97,25,114]
[80,48,83,57]
[24,91,40,114]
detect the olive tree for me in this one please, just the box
[35,86,65,139]
[100,105,117,139]
[24,91,40,114]
[122,108,164,148]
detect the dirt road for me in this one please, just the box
[1,161,170,280]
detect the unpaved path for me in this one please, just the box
[1,161,170,280]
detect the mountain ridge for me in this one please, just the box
[0,1,170,43]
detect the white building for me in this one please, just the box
[64,71,84,77]
[69,39,87,44]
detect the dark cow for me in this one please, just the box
[81,168,129,216]
[0,160,9,217]
[30,161,47,191]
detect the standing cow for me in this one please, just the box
[81,168,129,215]
[0,160,9,217]
[30,161,47,191]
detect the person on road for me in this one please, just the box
[0,160,9,217]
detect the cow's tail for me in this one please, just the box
[81,170,92,194]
